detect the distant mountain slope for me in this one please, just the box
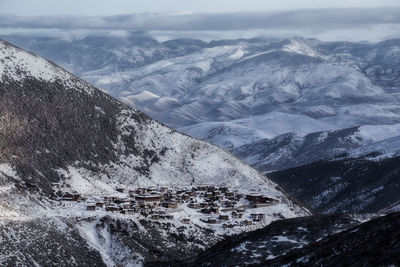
[0,39,309,265]
[4,34,400,175]
[232,124,400,172]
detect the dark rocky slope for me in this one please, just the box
[266,212,400,266]
[268,155,400,213]
[155,214,362,266]
[0,218,106,266]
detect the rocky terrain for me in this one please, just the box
[160,214,363,266]
[172,212,400,266]
[265,212,400,266]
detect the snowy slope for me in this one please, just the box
[0,39,309,265]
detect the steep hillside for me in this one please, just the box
[0,39,309,265]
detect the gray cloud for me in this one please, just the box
[1,8,400,32]
[1,8,400,42]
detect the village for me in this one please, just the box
[52,182,280,231]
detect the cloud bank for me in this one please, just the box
[1,8,400,42]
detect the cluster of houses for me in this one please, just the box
[52,182,277,227]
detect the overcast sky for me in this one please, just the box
[1,0,399,15]
[1,0,400,42]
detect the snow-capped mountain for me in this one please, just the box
[0,39,310,265]
[232,123,400,172]
[4,34,400,171]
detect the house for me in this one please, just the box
[200,208,212,214]
[219,214,229,221]
[160,187,168,193]
[222,223,235,229]
[204,217,217,224]
[105,205,119,212]
[162,201,178,209]
[151,214,160,220]
[62,193,81,201]
[131,206,140,212]
[120,198,132,204]
[250,213,265,222]
[181,194,190,200]
[96,202,104,208]
[188,203,199,209]
[213,191,221,196]
[197,186,207,191]
[182,218,190,224]
[135,188,147,195]
[223,201,234,207]
[62,193,74,201]
[232,211,243,219]
[246,193,272,203]
[205,192,213,198]
[103,196,113,202]
[250,202,270,208]
[210,206,219,213]
[243,220,252,225]
[219,187,228,193]
[200,203,209,208]
[206,186,215,192]
[116,187,125,193]
[135,194,162,207]
[225,192,235,198]
[87,205,96,211]
[73,193,81,202]
[51,182,62,191]
[126,209,136,214]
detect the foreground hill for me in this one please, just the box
[0,40,309,265]
[266,212,400,266]
[174,212,400,266]
[160,214,362,266]
[268,138,400,213]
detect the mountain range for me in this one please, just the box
[3,32,400,214]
